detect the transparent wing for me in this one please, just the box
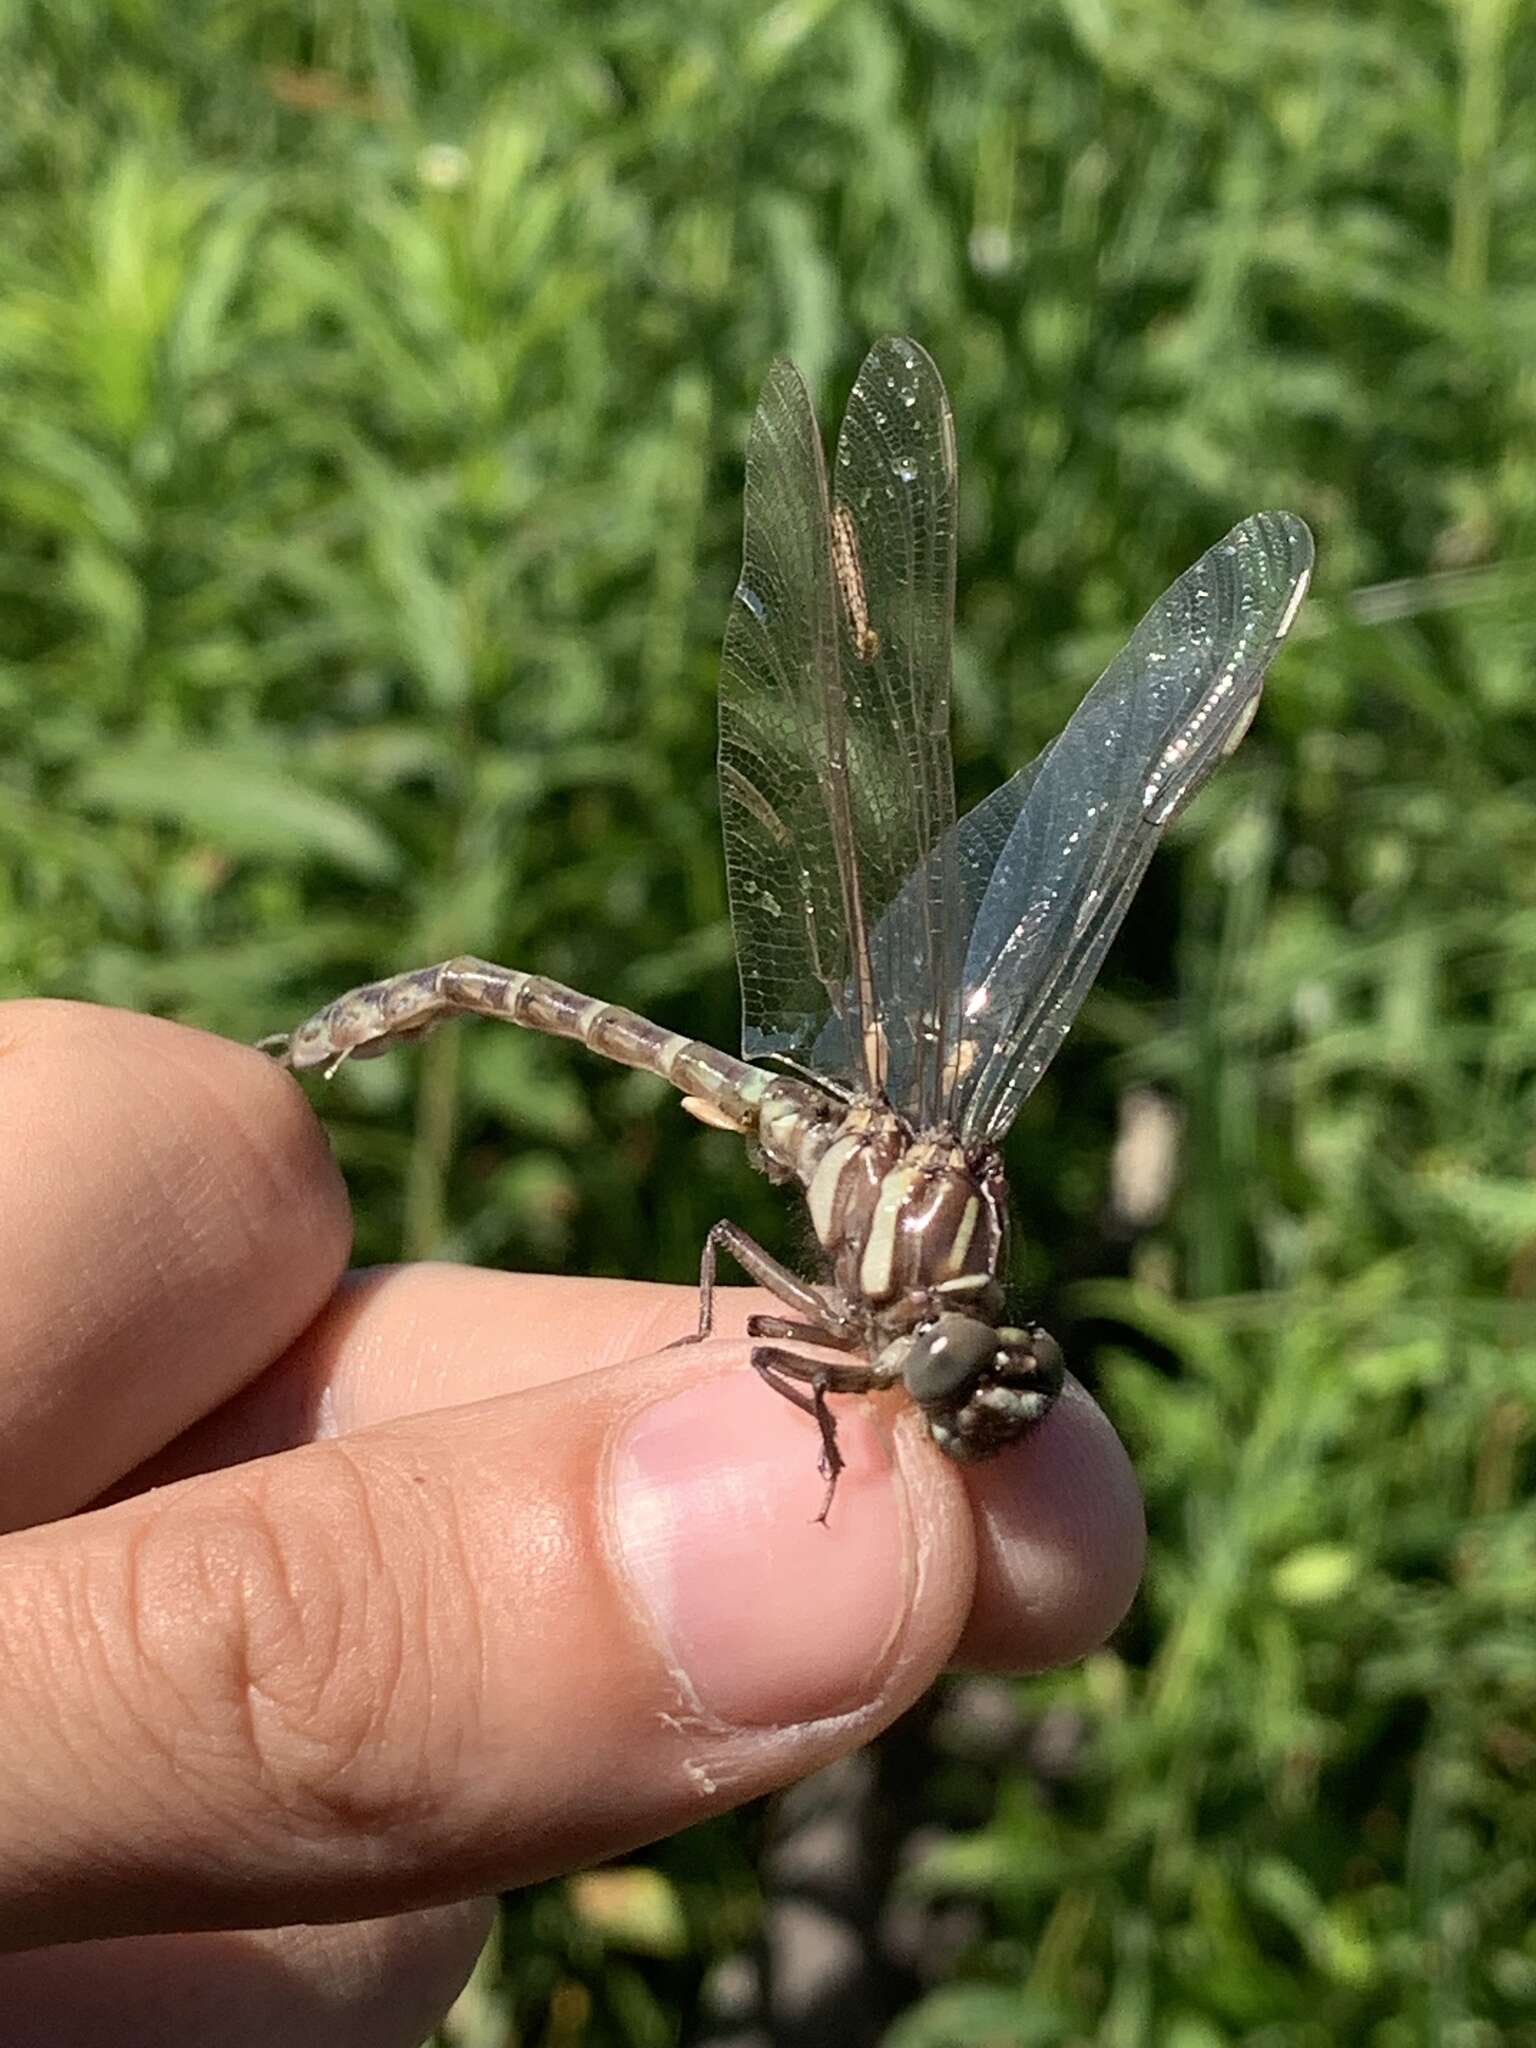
[718,360,852,1080]
[940,511,1314,1146]
[719,338,961,1112]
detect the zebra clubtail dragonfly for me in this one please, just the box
[265,338,1313,1517]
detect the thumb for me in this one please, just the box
[0,1343,973,1948]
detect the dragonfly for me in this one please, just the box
[263,337,1313,1518]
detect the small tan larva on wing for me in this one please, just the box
[831,501,880,661]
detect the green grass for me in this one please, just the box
[4,2,1536,2041]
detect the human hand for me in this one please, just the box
[0,1002,1144,2047]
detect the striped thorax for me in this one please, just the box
[759,1094,1062,1462]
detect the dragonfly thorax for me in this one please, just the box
[790,1100,1007,1317]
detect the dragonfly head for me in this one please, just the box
[902,1314,1064,1462]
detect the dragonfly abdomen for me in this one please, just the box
[272,958,779,1131]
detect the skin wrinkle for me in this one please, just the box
[325,1440,533,1844]
[423,1462,492,1780]
[133,1489,324,1847]
[131,1467,413,1853]
[5,1548,119,1838]
[238,1501,351,1824]
[234,1454,426,1840]
[340,1443,483,1808]
[118,1509,195,1793]
[0,1519,205,1896]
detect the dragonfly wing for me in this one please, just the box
[943,510,1314,1146]
[812,337,963,1121]
[721,339,961,1107]
[719,357,858,1083]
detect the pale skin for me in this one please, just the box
[0,1000,1145,2048]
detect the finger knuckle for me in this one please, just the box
[116,1451,483,1847]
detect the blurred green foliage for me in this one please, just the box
[4,0,1536,2041]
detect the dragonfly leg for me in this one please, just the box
[752,1346,880,1524]
[748,1346,880,1397]
[746,1314,861,1351]
[688,1219,853,1342]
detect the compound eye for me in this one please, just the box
[903,1313,997,1407]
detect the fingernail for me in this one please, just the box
[610,1370,914,1727]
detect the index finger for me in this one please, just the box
[0,1001,351,1532]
